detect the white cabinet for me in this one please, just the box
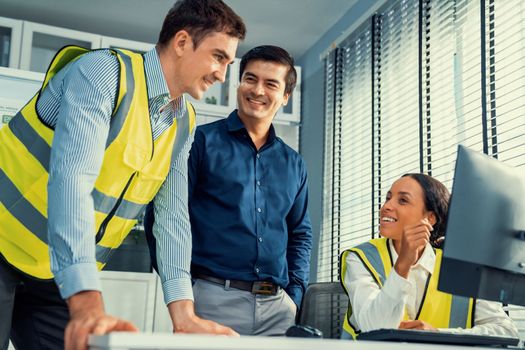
[100,36,154,53]
[0,16,22,69]
[2,14,303,131]
[0,66,43,128]
[274,123,300,151]
[100,271,158,332]
[19,21,100,73]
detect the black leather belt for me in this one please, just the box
[193,273,279,295]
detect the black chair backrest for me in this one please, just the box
[298,282,349,339]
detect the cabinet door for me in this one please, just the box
[19,21,101,73]
[273,123,300,152]
[0,16,22,69]
[0,67,43,128]
[100,271,157,332]
[100,36,154,54]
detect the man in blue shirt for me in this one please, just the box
[147,45,313,335]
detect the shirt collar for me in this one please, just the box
[144,47,186,116]
[226,110,277,143]
[143,47,170,100]
[388,239,435,274]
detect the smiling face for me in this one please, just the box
[236,59,290,124]
[173,30,238,100]
[379,176,436,241]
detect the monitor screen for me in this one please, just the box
[438,145,525,306]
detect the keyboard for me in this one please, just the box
[357,328,519,347]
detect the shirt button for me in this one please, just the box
[256,180,261,186]
[257,207,262,213]
[258,236,263,242]
[256,153,260,159]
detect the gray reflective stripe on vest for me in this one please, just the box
[8,112,51,171]
[170,104,190,163]
[106,49,135,148]
[92,188,147,220]
[96,244,113,264]
[0,169,48,243]
[449,295,470,328]
[355,242,386,285]
[341,330,353,340]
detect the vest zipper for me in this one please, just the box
[95,172,136,243]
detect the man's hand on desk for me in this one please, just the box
[65,290,139,350]
[399,320,438,331]
[168,300,239,336]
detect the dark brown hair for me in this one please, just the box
[239,45,297,95]
[158,0,246,49]
[402,173,450,248]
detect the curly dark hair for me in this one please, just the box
[402,173,450,248]
[158,0,246,49]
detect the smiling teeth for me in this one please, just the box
[382,217,396,222]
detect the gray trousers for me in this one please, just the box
[193,278,297,336]
[0,257,68,350]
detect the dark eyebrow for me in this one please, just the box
[398,191,413,198]
[243,72,257,79]
[242,72,282,86]
[265,78,281,86]
[214,48,233,63]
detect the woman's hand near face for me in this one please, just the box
[394,219,433,278]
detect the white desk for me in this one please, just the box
[88,332,497,350]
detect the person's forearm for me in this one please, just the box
[167,299,197,332]
[67,290,105,318]
[348,264,409,332]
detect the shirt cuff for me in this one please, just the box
[53,262,101,300]
[162,277,194,305]
[382,267,412,301]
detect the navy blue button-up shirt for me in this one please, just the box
[189,111,312,307]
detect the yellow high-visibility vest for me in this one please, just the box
[0,45,195,279]
[340,238,474,339]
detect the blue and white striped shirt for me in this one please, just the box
[39,47,194,304]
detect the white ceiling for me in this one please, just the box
[0,0,357,59]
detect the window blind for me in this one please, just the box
[319,1,525,333]
[374,0,421,227]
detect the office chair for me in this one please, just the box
[298,282,349,339]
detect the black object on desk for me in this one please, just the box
[357,329,519,347]
[285,325,323,338]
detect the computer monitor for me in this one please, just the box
[438,145,525,306]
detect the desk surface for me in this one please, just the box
[88,332,502,350]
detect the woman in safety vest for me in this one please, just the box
[340,173,518,339]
